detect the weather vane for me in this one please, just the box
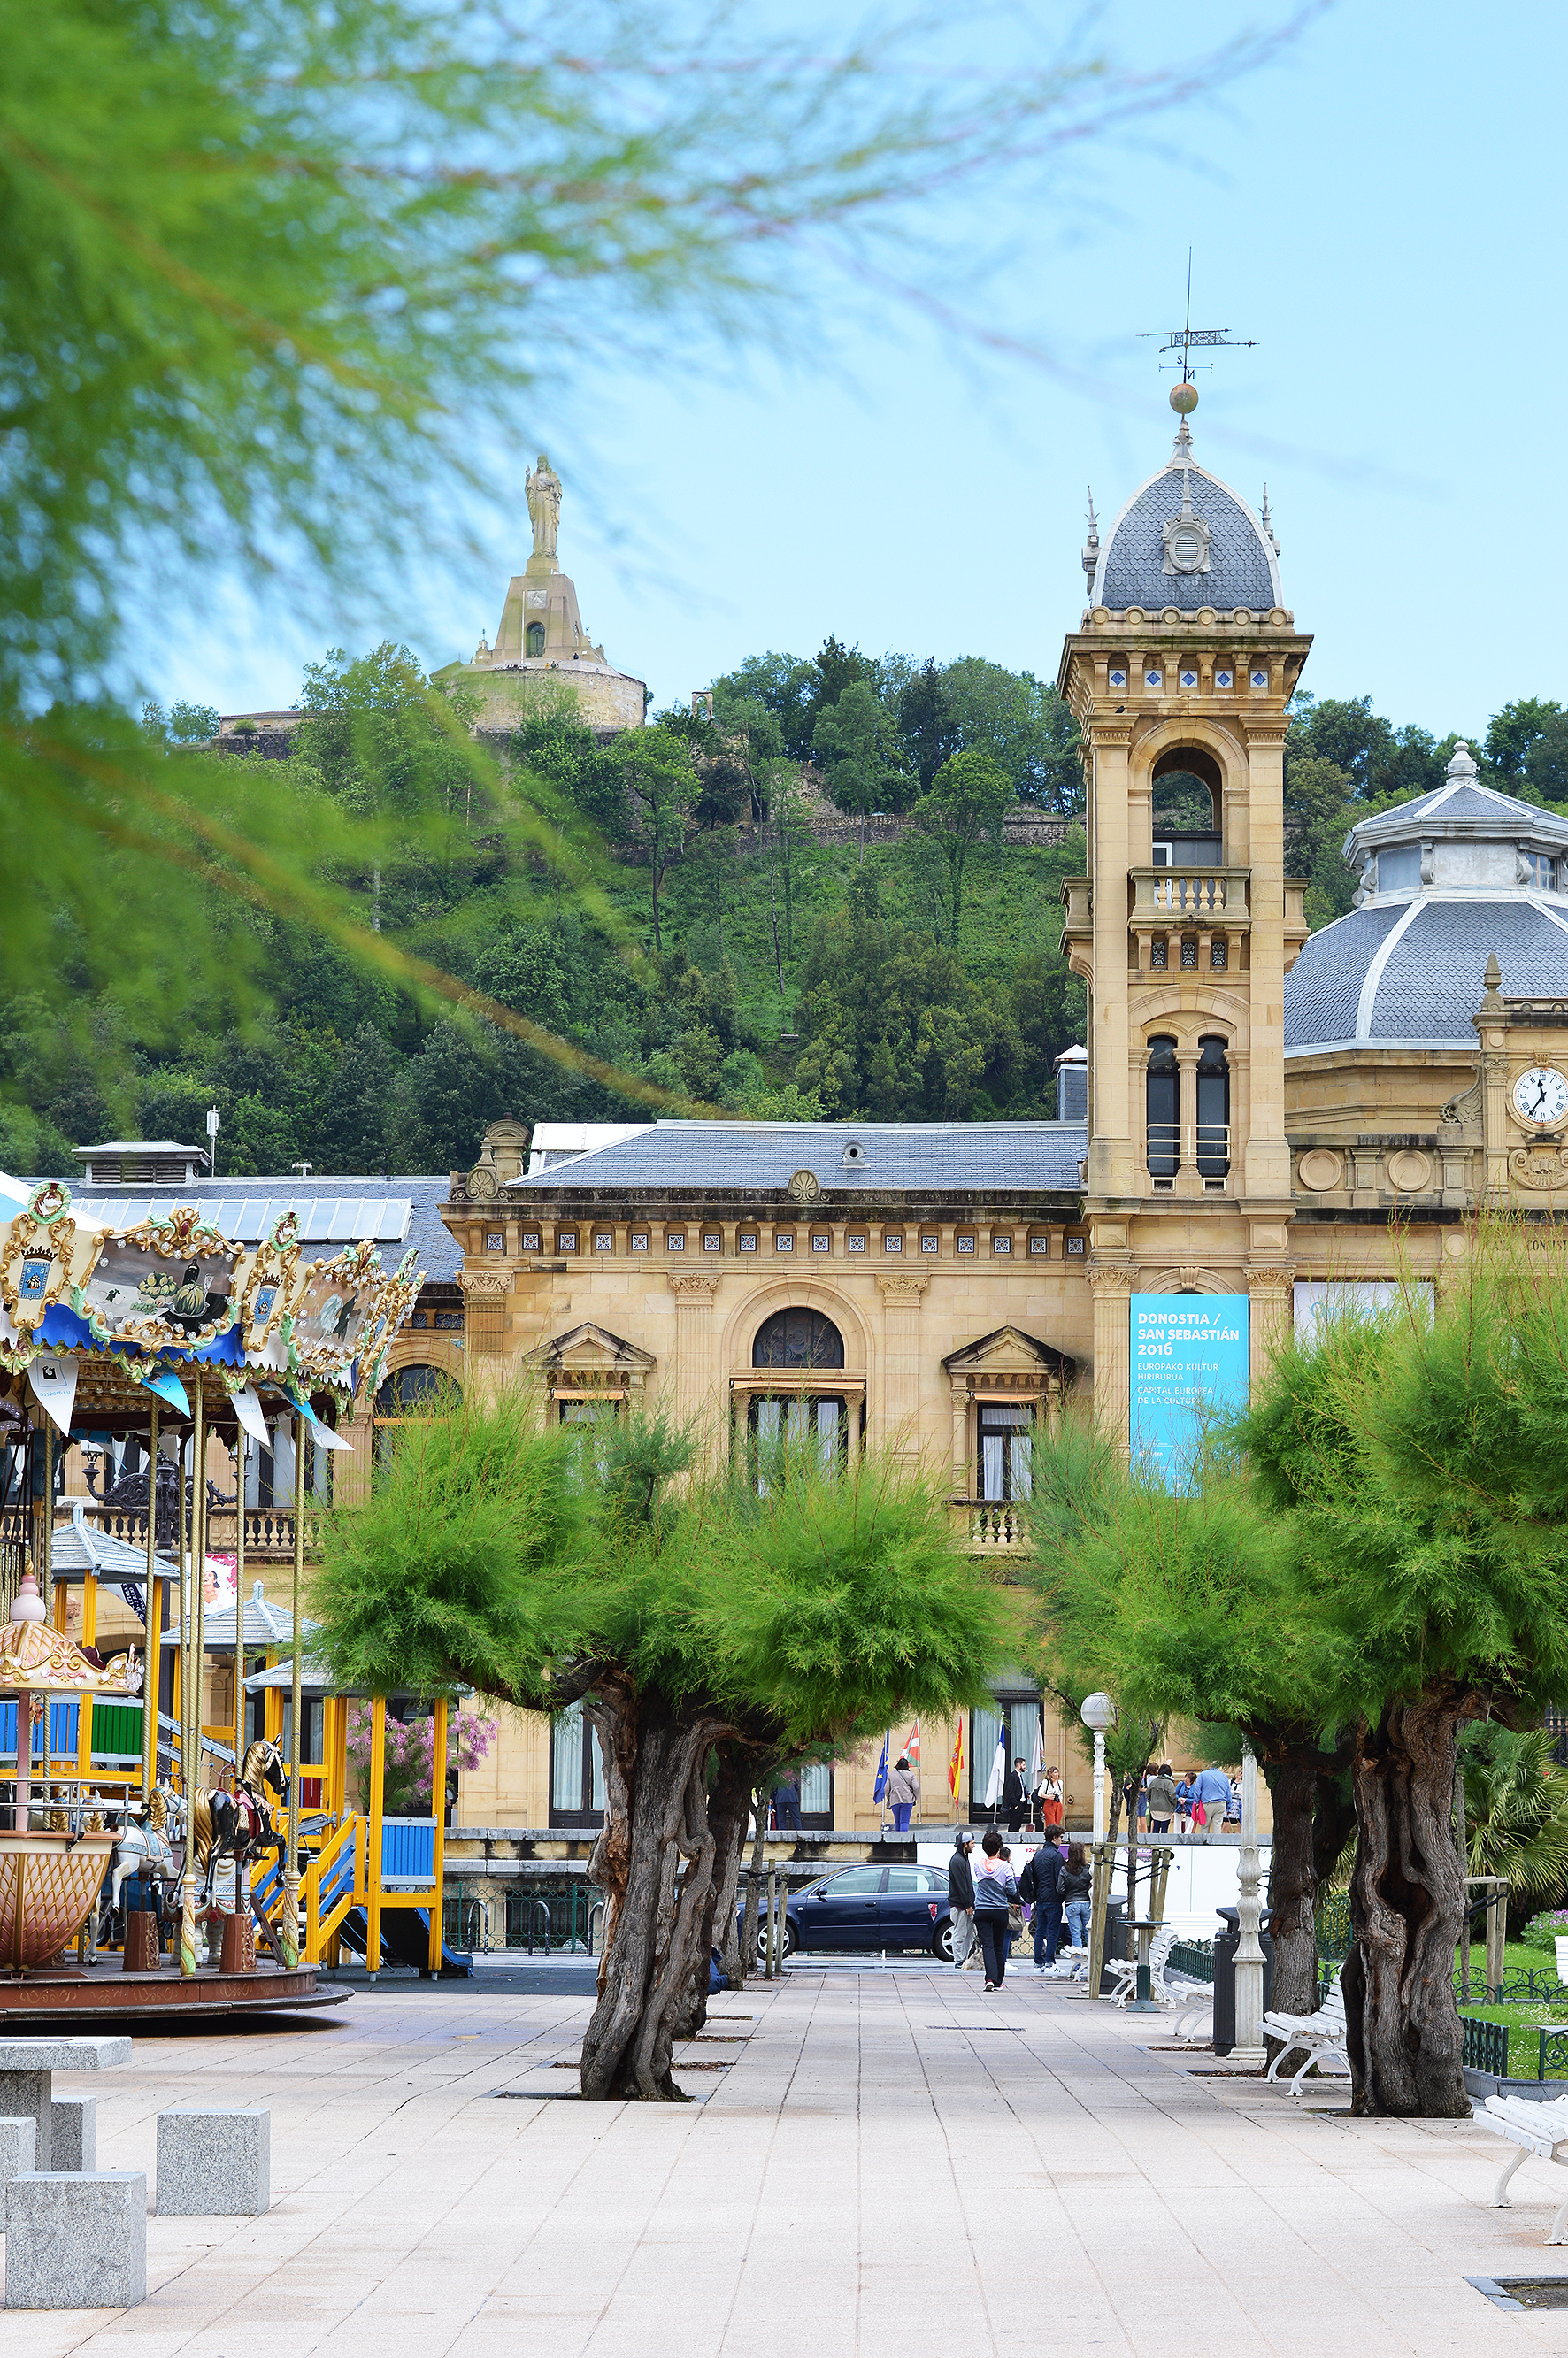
[1139,249,1256,416]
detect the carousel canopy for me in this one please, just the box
[43,1502,180,1586]
[162,1579,316,1653]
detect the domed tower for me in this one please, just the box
[1058,402,1312,1432]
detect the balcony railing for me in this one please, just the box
[24,1502,324,1560]
[1147,1123,1231,1191]
[1129,865,1250,931]
[947,1499,1033,1553]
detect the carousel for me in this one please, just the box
[0,1174,420,2021]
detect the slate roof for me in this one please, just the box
[508,1121,1088,1200]
[1093,449,1280,614]
[64,1175,461,1285]
[1284,895,1568,1052]
[1347,777,1568,850]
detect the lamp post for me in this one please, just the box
[1232,1736,1265,2065]
[1080,1692,1116,1999]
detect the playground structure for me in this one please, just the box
[0,1174,434,2017]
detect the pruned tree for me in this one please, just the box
[311,1388,1004,2101]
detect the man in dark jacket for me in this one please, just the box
[1019,1838,1067,1969]
[1002,1757,1028,1832]
[948,1832,975,1968]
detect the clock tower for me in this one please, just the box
[1058,399,1312,1440]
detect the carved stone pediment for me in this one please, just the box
[942,1325,1074,1383]
[527,1321,656,1377]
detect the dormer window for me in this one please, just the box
[842,1140,868,1167]
[1526,853,1557,891]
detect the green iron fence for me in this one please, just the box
[1168,1937,1216,1984]
[1462,2015,1510,2078]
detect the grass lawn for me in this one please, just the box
[1456,1940,1568,2080]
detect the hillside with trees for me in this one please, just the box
[4,637,1563,1179]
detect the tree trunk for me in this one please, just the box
[672,1747,751,2038]
[739,1784,768,1978]
[1344,1697,1470,2118]
[581,1691,725,2101]
[1263,1755,1318,2021]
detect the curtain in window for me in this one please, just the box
[971,1701,1002,1808]
[552,1701,584,1813]
[800,1762,830,1816]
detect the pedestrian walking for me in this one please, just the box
[1191,1761,1234,1841]
[972,1829,1018,1991]
[948,1829,976,1967]
[772,1770,803,1832]
[1002,1755,1028,1832]
[886,1754,919,1833]
[1173,1776,1195,1836]
[1061,1843,1092,1953]
[1020,1832,1067,1970]
[1146,1762,1179,1836]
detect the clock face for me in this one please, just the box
[1513,1065,1568,1127]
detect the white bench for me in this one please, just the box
[1477,2093,1568,2243]
[1262,1980,1350,2094]
[1107,1925,1179,2008]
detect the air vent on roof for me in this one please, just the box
[842,1141,868,1167]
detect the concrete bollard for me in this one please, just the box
[156,2108,270,2216]
[50,2095,96,2172]
[0,2116,37,2224]
[4,2173,147,2308]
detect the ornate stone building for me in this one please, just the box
[427,404,1568,1839]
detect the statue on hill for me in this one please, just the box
[527,454,562,562]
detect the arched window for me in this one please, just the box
[373,1363,460,1477]
[526,621,546,657]
[751,1308,845,1370]
[1151,744,1222,865]
[1196,1036,1230,1180]
[1146,1037,1179,1179]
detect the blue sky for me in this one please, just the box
[155,2,1567,743]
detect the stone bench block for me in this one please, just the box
[0,2074,51,2170]
[0,2116,37,2224]
[156,2108,270,2216]
[4,2173,147,2308]
[50,2094,96,2172]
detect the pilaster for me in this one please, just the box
[875,1273,929,1461]
[1087,1264,1133,1446]
[667,1273,723,1437]
[1245,1263,1296,1391]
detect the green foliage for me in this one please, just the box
[811,680,913,858]
[1484,700,1568,805]
[1462,1725,1568,1902]
[936,659,1081,812]
[911,748,1013,941]
[604,724,698,950]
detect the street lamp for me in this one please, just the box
[1080,1691,1116,1843]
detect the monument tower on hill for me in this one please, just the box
[440,453,648,732]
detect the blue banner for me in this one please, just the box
[1129,1294,1250,1485]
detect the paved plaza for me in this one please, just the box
[2,1966,1562,2355]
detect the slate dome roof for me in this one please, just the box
[1088,421,1282,615]
[1283,746,1568,1053]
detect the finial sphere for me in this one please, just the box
[1169,380,1199,417]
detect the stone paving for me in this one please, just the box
[2,1965,1564,2354]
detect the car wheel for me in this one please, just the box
[933,1918,956,1963]
[756,1918,796,1962]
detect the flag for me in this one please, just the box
[231,1383,271,1451]
[1029,1709,1043,1786]
[948,1721,965,1808]
[137,1364,191,1417]
[28,1354,79,1435]
[904,1718,920,1764]
[984,1724,1007,1810]
[872,1731,889,1805]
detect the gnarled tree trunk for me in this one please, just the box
[1344,1697,1470,2118]
[672,1745,752,2039]
[1263,1755,1318,2022]
[581,1688,726,2101]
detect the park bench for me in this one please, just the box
[1261,1978,1350,2095]
[1107,1924,1179,2008]
[1477,2093,1568,2243]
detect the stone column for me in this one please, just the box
[876,1274,929,1463]
[949,1378,971,1497]
[667,1274,722,1448]
[1245,1263,1296,1394]
[457,1267,512,1385]
[1087,1265,1133,1448]
[1240,715,1292,1202]
[1087,718,1138,1199]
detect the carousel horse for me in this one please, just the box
[191,1737,288,1912]
[92,1782,181,1948]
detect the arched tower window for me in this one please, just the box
[751,1308,844,1370]
[1196,1035,1231,1180]
[526,621,546,657]
[1146,1037,1179,1179]
[1151,744,1223,867]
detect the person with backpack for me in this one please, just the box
[1019,1835,1067,1970]
[1061,1844,1093,1953]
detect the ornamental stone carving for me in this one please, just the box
[1510,1148,1568,1191]
[1295,1148,1344,1192]
[457,1268,511,1296]
[788,1169,821,1203]
[876,1275,931,1302]
[667,1273,723,1299]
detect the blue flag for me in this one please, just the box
[873,1732,889,1805]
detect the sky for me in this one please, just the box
[153,1,1568,743]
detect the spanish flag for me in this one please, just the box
[947,1719,965,1808]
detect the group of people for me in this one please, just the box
[998,1758,1065,1832]
[1135,1760,1239,1839]
[946,1828,1093,1991]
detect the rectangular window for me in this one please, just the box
[978,1404,1034,1502]
[1150,937,1169,970]
[484,1232,504,1252]
[920,1233,940,1254]
[775,1230,796,1253]
[799,1761,832,1823]
[519,1230,542,1253]
[434,1310,464,1331]
[883,1231,903,1254]
[1065,1233,1086,1256]
[1180,938,1199,970]
[1210,941,1227,970]
[702,1232,722,1253]
[666,1231,686,1251]
[738,1230,758,1253]
[550,1698,605,1825]
[593,1232,613,1252]
[557,1228,579,1253]
[630,1230,649,1252]
[753,1394,843,1485]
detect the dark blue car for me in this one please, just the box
[745,1863,955,1961]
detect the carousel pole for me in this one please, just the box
[179,1382,206,1977]
[231,1425,246,1939]
[280,1409,304,1970]
[140,1405,159,1803]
